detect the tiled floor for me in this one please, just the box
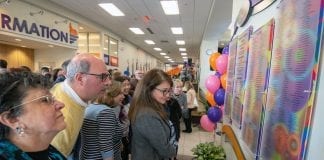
[176,121,222,160]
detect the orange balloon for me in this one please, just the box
[206,91,216,106]
[221,73,227,89]
[209,52,221,71]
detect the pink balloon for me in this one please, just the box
[205,75,220,93]
[200,115,216,132]
[216,54,229,74]
[220,105,225,113]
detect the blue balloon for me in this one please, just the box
[214,88,225,105]
[222,45,229,55]
[207,107,223,123]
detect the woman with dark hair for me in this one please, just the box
[0,72,66,159]
[80,81,124,160]
[128,69,177,160]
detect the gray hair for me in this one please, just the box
[66,59,90,82]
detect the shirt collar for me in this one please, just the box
[62,80,88,107]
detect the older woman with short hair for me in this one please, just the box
[0,71,66,160]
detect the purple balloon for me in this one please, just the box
[207,107,223,123]
[214,88,225,105]
[222,45,229,54]
[214,71,221,78]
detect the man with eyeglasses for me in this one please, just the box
[50,54,111,158]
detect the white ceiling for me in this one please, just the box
[8,0,233,63]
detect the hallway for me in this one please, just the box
[177,121,221,160]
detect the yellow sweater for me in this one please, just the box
[50,83,85,157]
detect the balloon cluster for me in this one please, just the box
[200,46,229,132]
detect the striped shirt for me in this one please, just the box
[80,104,123,160]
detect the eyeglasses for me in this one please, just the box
[155,88,173,96]
[82,72,111,82]
[11,95,56,111]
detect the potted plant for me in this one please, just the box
[191,142,226,160]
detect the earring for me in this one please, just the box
[15,126,25,137]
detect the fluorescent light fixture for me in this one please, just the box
[15,39,22,41]
[160,52,167,55]
[176,40,185,45]
[164,56,170,58]
[171,27,183,34]
[179,48,186,51]
[21,45,26,47]
[98,3,125,16]
[181,53,187,56]
[145,40,155,44]
[129,28,145,34]
[79,26,84,30]
[48,45,54,48]
[182,56,188,59]
[168,59,172,61]
[103,48,108,50]
[160,1,179,15]
[154,47,162,51]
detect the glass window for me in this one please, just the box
[108,37,118,56]
[88,33,101,53]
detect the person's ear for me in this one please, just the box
[0,112,19,130]
[75,73,85,85]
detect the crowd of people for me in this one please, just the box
[0,55,198,160]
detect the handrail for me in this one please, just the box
[222,125,246,160]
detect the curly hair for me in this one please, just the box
[0,71,51,138]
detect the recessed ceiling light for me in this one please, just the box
[79,26,84,30]
[160,52,167,55]
[129,28,145,34]
[98,3,125,16]
[21,45,26,48]
[154,48,162,51]
[103,47,108,50]
[171,27,183,34]
[176,40,185,45]
[164,56,170,59]
[181,53,187,56]
[179,48,186,51]
[48,45,54,47]
[160,1,179,15]
[145,40,155,45]
[15,39,22,41]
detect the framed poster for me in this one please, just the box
[110,56,118,67]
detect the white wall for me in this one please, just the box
[199,40,219,93]
[306,42,324,159]
[34,48,75,72]
[117,40,161,74]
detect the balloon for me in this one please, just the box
[209,52,221,71]
[205,75,220,93]
[206,91,216,106]
[220,73,227,89]
[216,54,228,74]
[220,105,225,113]
[214,71,221,78]
[207,107,223,123]
[214,88,225,105]
[200,115,216,132]
[222,45,229,55]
